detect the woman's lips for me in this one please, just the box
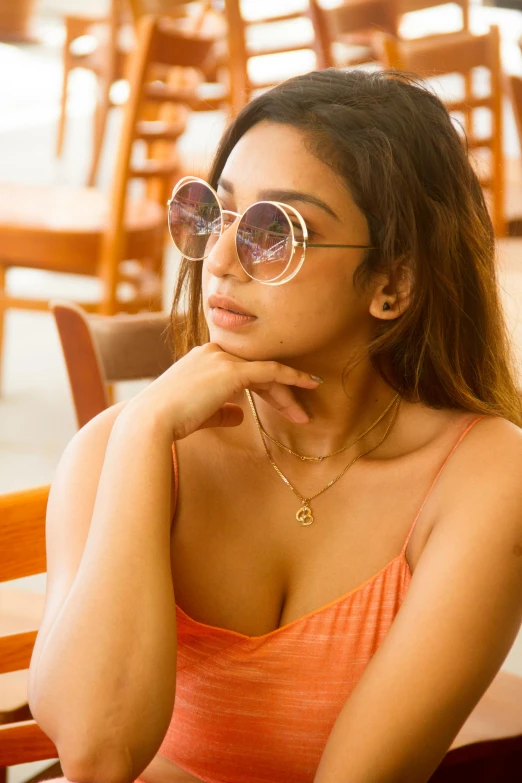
[210,307,257,329]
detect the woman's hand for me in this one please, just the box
[123,342,322,441]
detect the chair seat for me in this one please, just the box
[0,184,166,274]
[1,670,30,716]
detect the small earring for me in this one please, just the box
[382,302,391,311]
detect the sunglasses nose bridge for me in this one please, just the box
[221,208,240,229]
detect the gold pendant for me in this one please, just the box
[296,504,314,526]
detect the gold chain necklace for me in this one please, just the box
[246,391,401,526]
[248,391,399,462]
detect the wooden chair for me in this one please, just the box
[504,75,522,237]
[57,1,226,188]
[378,25,505,238]
[222,0,331,115]
[319,0,470,69]
[50,300,173,429]
[127,0,230,118]
[56,0,132,187]
[0,485,59,783]
[0,16,218,392]
[1,484,522,783]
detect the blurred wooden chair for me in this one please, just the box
[57,1,225,187]
[319,0,470,69]
[0,16,218,392]
[378,25,505,237]
[56,0,132,187]
[128,0,214,29]
[222,0,331,114]
[50,300,173,429]
[0,485,60,783]
[128,0,227,73]
[505,75,522,236]
[128,0,230,122]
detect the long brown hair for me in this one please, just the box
[170,68,522,425]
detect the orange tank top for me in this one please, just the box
[145,415,484,783]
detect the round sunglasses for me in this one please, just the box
[167,176,375,285]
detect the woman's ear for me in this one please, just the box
[369,261,412,321]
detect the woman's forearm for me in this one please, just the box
[30,412,178,783]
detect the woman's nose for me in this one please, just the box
[204,220,250,281]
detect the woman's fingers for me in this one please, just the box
[251,385,311,424]
[235,359,322,393]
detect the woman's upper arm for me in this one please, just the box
[314,416,522,783]
[28,401,130,698]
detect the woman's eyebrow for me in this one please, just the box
[259,189,340,221]
[217,178,339,221]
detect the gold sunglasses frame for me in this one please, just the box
[167,176,376,286]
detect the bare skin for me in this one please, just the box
[30,121,522,783]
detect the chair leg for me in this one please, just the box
[56,47,72,158]
[86,76,112,187]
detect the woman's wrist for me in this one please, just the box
[113,399,176,446]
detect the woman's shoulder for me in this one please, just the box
[449,409,522,458]
[426,410,522,530]
[398,400,522,455]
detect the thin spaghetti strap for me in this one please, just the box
[171,441,180,523]
[400,415,486,556]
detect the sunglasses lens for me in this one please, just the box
[168,180,221,259]
[236,203,293,282]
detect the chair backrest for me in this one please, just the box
[378,25,505,237]
[222,0,331,114]
[326,0,469,32]
[99,14,220,314]
[128,0,212,28]
[320,0,470,68]
[129,1,229,108]
[322,0,397,42]
[399,0,469,25]
[50,300,173,428]
[0,486,58,766]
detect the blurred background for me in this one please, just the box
[2,2,522,781]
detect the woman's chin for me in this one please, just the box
[207,326,271,361]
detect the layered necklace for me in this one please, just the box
[246,389,401,526]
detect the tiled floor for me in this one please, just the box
[3,2,522,781]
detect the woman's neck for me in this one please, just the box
[242,361,398,459]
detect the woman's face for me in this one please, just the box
[201,120,378,368]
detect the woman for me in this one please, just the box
[28,69,522,783]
